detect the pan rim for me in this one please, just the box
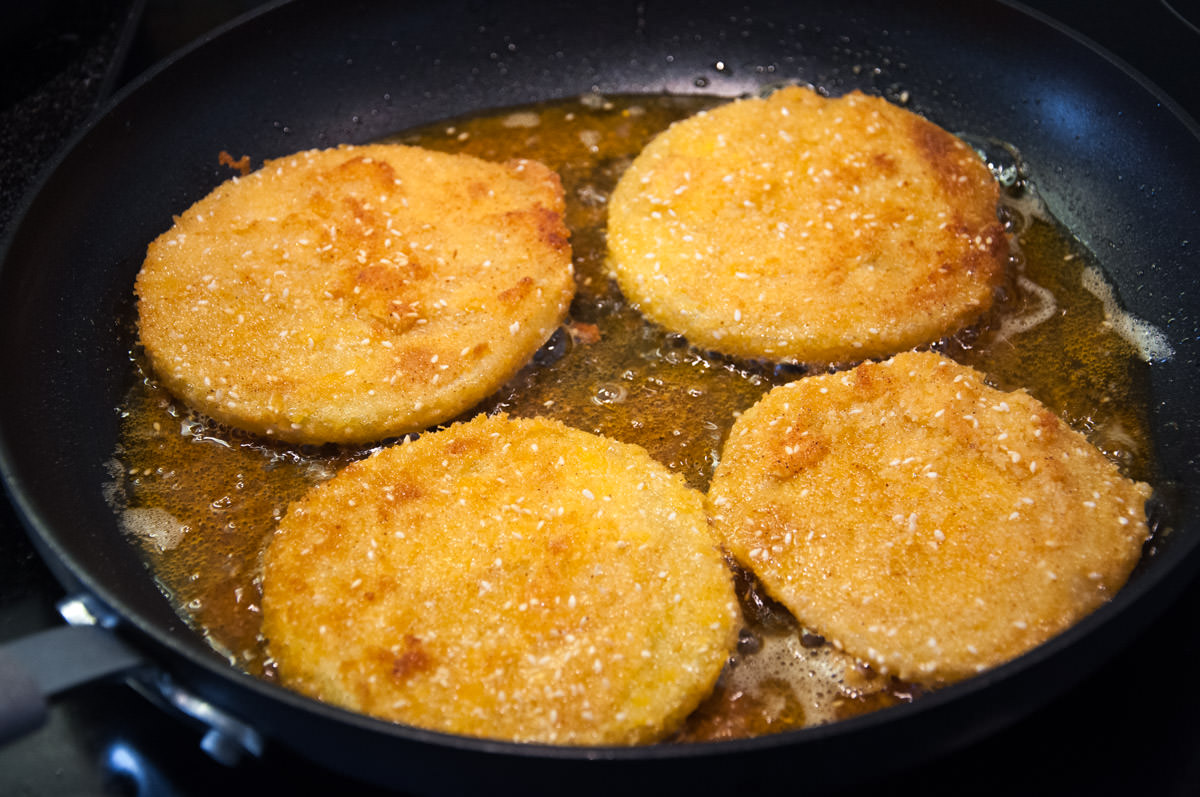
[1,0,1198,775]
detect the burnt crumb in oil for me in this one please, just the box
[731,560,798,634]
[112,92,1157,741]
[737,628,762,656]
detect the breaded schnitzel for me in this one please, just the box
[707,351,1151,684]
[607,86,1008,364]
[261,413,741,744]
[136,144,575,444]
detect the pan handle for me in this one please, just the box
[0,624,147,744]
[0,595,265,764]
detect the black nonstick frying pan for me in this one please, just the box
[1,0,1198,793]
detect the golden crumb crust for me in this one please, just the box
[261,413,741,744]
[136,144,575,444]
[607,86,1008,364]
[706,351,1151,684]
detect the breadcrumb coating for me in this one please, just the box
[136,144,575,444]
[707,351,1151,684]
[262,413,741,744]
[607,86,1008,364]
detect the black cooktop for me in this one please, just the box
[2,1,1199,794]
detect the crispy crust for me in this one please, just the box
[261,414,741,744]
[607,86,1008,364]
[707,352,1151,684]
[136,144,575,444]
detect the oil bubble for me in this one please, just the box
[591,383,629,406]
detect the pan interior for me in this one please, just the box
[111,88,1161,741]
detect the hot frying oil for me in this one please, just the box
[111,93,1155,741]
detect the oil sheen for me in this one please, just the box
[109,92,1157,742]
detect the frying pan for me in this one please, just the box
[1,0,1198,792]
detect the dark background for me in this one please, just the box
[2,1,1198,794]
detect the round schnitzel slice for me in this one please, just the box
[261,413,741,744]
[707,351,1151,684]
[136,144,575,445]
[607,86,1008,364]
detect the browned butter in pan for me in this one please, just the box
[109,92,1157,741]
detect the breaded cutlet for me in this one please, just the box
[607,86,1008,364]
[262,413,741,744]
[707,351,1151,684]
[136,144,575,444]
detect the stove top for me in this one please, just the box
[2,1,1199,794]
